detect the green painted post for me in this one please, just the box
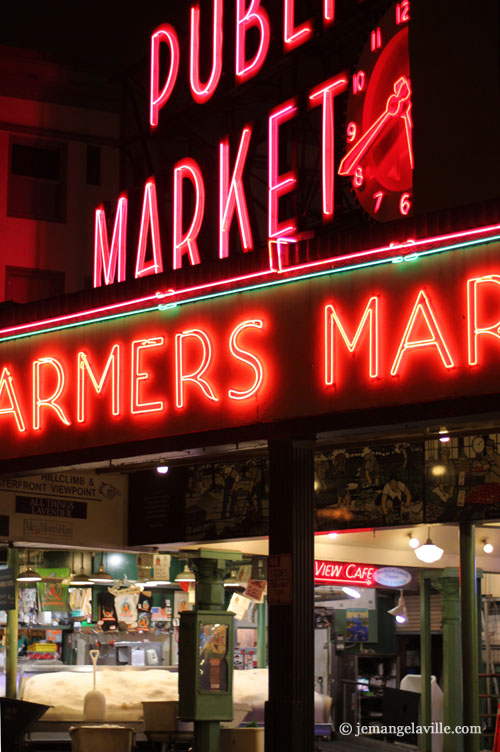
[460,523,480,752]
[434,572,462,752]
[420,574,432,752]
[6,547,19,699]
[257,599,267,668]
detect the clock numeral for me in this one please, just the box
[352,71,366,94]
[399,192,411,215]
[370,27,382,51]
[396,1,410,25]
[373,191,384,213]
[347,122,357,142]
[354,166,364,187]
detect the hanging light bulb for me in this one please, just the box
[327,531,338,540]
[482,538,494,554]
[342,587,361,599]
[224,570,244,588]
[388,591,408,623]
[408,533,420,549]
[414,528,444,563]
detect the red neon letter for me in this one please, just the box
[135,179,163,279]
[228,319,264,400]
[324,0,335,25]
[219,126,254,258]
[324,297,379,387]
[309,75,348,219]
[93,196,128,288]
[0,367,26,432]
[236,0,271,84]
[131,338,166,414]
[175,330,218,408]
[77,345,120,423]
[268,99,298,239]
[391,290,454,375]
[173,158,205,270]
[467,275,500,366]
[33,358,70,430]
[150,24,180,127]
[283,0,313,52]
[189,0,223,104]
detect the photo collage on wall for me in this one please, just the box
[424,433,500,523]
[314,443,425,531]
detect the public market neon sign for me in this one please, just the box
[92,1,404,287]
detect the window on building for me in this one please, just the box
[5,266,65,304]
[8,138,67,222]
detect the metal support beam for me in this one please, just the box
[434,572,462,752]
[265,437,315,752]
[420,574,432,752]
[6,547,19,699]
[460,522,480,752]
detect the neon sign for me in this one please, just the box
[314,560,377,587]
[93,1,411,287]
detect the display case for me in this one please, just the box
[342,653,400,730]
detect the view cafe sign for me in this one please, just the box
[314,560,414,589]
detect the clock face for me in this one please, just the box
[339,1,412,222]
[472,436,485,455]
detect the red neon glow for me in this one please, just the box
[150,24,180,128]
[314,560,376,587]
[235,0,271,84]
[323,0,335,25]
[94,196,128,288]
[268,236,297,272]
[33,358,71,430]
[374,191,384,213]
[173,158,205,270]
[391,290,454,375]
[352,71,366,94]
[396,1,410,25]
[467,276,500,366]
[189,0,223,104]
[175,330,218,408]
[283,0,313,52]
[228,320,264,400]
[309,75,348,219]
[135,179,163,279]
[77,346,120,424]
[268,99,298,239]
[219,126,254,258]
[324,297,379,386]
[3,223,500,340]
[339,76,413,176]
[131,338,165,414]
[371,27,382,51]
[0,367,26,432]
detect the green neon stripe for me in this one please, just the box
[1,232,499,343]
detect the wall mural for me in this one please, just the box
[314,443,425,531]
[424,434,500,523]
[129,434,500,545]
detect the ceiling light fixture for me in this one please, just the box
[342,586,361,599]
[438,427,450,443]
[327,531,338,540]
[414,528,444,563]
[408,533,420,549]
[175,564,196,583]
[156,464,169,474]
[388,591,408,623]
[482,538,494,554]
[17,550,42,583]
[70,553,94,587]
[89,553,114,584]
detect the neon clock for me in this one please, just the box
[338,1,413,222]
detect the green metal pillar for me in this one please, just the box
[434,570,462,752]
[185,549,242,752]
[420,574,432,752]
[6,547,19,699]
[460,522,480,752]
[257,599,267,668]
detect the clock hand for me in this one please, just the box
[338,76,412,176]
[401,102,414,169]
